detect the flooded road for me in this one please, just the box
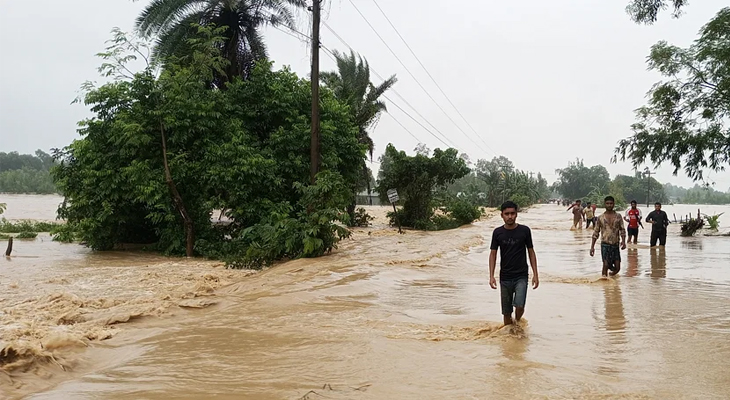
[2,196,730,399]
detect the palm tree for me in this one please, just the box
[135,0,305,82]
[321,50,397,161]
[321,50,397,212]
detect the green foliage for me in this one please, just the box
[703,213,724,231]
[0,234,10,240]
[0,151,57,194]
[553,159,611,200]
[16,231,38,239]
[626,0,688,24]
[352,207,374,227]
[54,28,363,266]
[377,144,470,230]
[51,224,77,243]
[135,0,304,83]
[681,217,705,236]
[0,219,60,233]
[444,196,483,226]
[612,173,667,205]
[665,183,730,204]
[615,8,730,182]
[0,203,5,215]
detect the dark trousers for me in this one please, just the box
[650,230,667,246]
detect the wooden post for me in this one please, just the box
[392,203,402,234]
[4,237,12,257]
[309,0,321,184]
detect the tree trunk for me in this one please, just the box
[160,122,195,257]
[364,161,372,205]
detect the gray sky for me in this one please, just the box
[1,0,728,190]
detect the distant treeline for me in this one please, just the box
[664,183,730,205]
[0,150,57,194]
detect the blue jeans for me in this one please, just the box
[500,277,528,315]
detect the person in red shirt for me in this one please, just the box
[624,200,643,244]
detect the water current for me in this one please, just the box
[1,194,729,399]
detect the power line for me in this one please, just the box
[320,45,449,148]
[272,20,463,155]
[345,0,492,157]
[321,22,459,149]
[368,0,498,155]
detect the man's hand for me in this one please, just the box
[489,276,497,289]
[590,247,595,257]
[532,275,539,289]
[621,242,627,250]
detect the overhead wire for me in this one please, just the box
[269,17,464,154]
[320,21,459,149]
[368,0,498,155]
[345,0,493,157]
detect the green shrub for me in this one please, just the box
[0,218,61,233]
[703,213,724,231]
[16,231,38,239]
[445,197,482,225]
[0,233,10,240]
[351,207,374,227]
[51,224,78,243]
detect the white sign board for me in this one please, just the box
[386,189,399,203]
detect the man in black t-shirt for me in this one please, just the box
[489,200,539,326]
[646,202,670,247]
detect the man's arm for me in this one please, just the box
[646,211,654,224]
[619,217,627,249]
[528,248,539,289]
[489,249,498,289]
[590,217,601,256]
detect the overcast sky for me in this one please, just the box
[1,0,728,190]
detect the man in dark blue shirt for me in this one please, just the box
[646,202,670,247]
[489,200,539,326]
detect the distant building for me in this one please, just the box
[356,191,380,206]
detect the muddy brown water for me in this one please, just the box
[1,195,729,399]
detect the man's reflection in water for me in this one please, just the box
[596,283,627,376]
[626,248,639,277]
[650,247,667,278]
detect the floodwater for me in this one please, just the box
[1,195,730,399]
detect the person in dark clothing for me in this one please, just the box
[489,201,539,326]
[646,202,670,247]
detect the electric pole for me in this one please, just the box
[643,167,654,207]
[309,0,321,184]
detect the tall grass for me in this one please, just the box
[0,218,61,233]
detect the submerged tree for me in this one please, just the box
[614,8,730,183]
[135,0,305,83]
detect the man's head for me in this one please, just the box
[604,196,615,211]
[587,202,592,206]
[500,200,519,226]
[655,202,662,211]
[631,200,637,209]
[575,199,581,204]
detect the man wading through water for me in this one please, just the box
[590,196,627,276]
[489,201,539,326]
[646,202,670,247]
[567,199,584,229]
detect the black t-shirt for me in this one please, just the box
[490,224,534,280]
[646,210,670,231]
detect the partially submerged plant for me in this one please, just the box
[703,213,724,231]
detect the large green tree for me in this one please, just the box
[135,0,305,83]
[376,144,470,229]
[53,27,364,267]
[615,8,730,182]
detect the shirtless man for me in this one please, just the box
[590,196,627,276]
[567,199,584,229]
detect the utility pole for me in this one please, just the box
[643,167,654,207]
[309,0,321,184]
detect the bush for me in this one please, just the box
[51,224,78,243]
[0,219,61,233]
[16,231,38,239]
[444,197,482,225]
[351,207,374,227]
